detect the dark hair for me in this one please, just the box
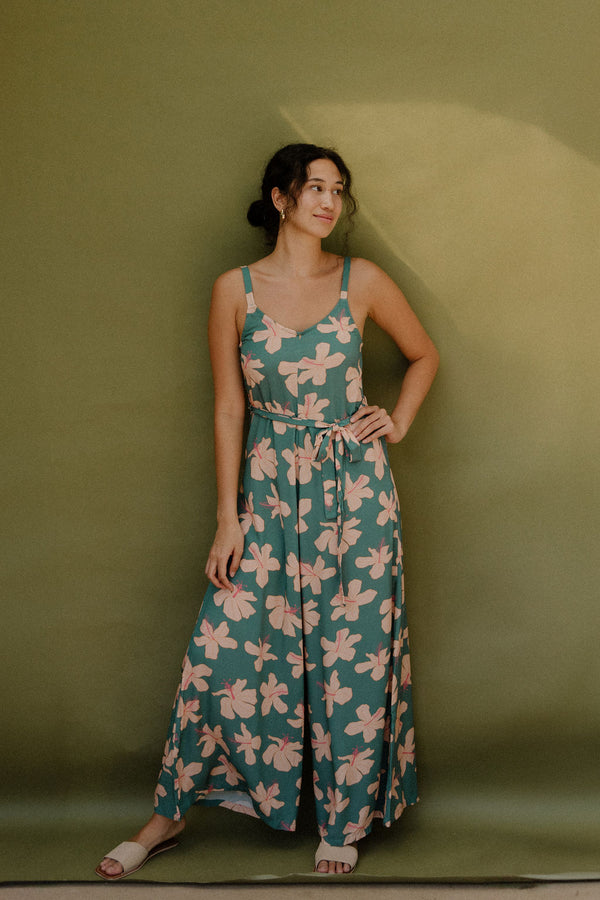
[247,143,358,247]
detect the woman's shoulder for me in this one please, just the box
[348,257,391,290]
[209,266,249,322]
[212,265,246,293]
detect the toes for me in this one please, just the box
[100,858,123,876]
[316,857,353,874]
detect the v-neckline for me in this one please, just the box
[253,294,346,337]
[245,260,348,336]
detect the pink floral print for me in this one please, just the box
[154,257,417,848]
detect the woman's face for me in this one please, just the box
[285,158,345,237]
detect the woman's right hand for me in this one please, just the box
[205,519,245,591]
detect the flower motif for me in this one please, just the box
[344,473,374,511]
[343,805,374,840]
[232,722,261,765]
[248,438,278,481]
[301,598,321,633]
[249,781,285,816]
[212,678,257,719]
[376,489,398,526]
[300,556,337,594]
[253,317,296,353]
[177,696,201,729]
[356,540,393,579]
[193,619,237,659]
[174,759,203,794]
[244,636,278,672]
[196,723,228,757]
[277,360,298,397]
[240,351,264,387]
[398,727,416,775]
[364,439,386,479]
[321,628,362,666]
[297,391,330,420]
[297,342,345,386]
[263,735,303,771]
[240,542,281,588]
[354,645,390,681]
[212,754,244,786]
[345,365,362,401]
[239,492,265,534]
[213,583,257,621]
[379,595,393,634]
[344,704,386,742]
[262,484,291,523]
[335,747,375,786]
[317,517,362,556]
[266,594,302,636]
[320,669,353,716]
[260,672,289,715]
[311,722,332,762]
[181,656,212,691]
[317,314,356,344]
[331,579,377,622]
[160,740,177,770]
[324,786,350,825]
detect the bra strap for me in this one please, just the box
[340,256,351,298]
[241,266,256,312]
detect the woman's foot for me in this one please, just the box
[316,858,353,873]
[97,813,185,878]
[314,839,358,874]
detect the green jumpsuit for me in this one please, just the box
[154,257,418,846]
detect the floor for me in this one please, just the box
[2,882,600,899]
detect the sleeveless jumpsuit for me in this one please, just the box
[154,257,418,846]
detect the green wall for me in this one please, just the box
[2,0,599,881]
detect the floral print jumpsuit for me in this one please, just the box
[154,257,418,847]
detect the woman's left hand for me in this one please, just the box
[350,405,406,444]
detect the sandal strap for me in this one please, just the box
[104,841,148,870]
[315,839,358,868]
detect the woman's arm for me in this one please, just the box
[204,270,246,590]
[349,259,439,443]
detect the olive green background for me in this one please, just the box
[2,0,599,884]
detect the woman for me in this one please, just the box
[96,143,439,878]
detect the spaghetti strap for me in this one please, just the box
[241,266,256,313]
[340,256,351,298]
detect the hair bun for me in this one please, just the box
[247,199,266,228]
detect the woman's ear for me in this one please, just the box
[271,186,287,215]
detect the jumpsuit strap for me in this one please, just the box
[340,256,351,299]
[240,266,256,313]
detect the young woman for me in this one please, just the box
[96,143,439,878]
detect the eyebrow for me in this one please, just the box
[306,177,344,186]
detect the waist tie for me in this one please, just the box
[249,403,366,599]
[249,402,366,522]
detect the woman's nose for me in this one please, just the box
[321,191,334,209]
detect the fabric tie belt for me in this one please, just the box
[249,403,366,528]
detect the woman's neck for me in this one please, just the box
[267,231,333,278]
